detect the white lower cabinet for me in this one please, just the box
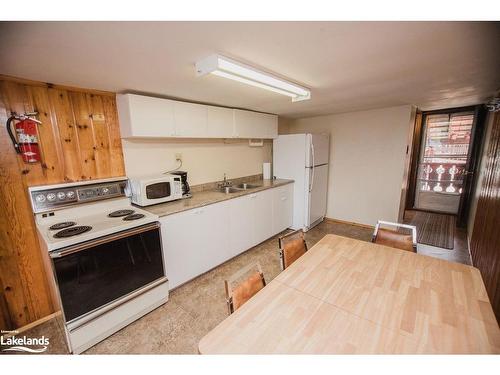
[272,184,293,233]
[160,184,293,289]
[160,209,199,289]
[228,195,254,257]
[160,202,230,288]
[250,189,274,245]
[197,201,231,273]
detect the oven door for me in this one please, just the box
[50,222,165,323]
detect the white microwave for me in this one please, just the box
[127,175,183,206]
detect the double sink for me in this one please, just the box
[217,183,262,194]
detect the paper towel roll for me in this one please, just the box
[263,162,271,180]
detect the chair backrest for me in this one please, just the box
[224,262,266,314]
[372,220,417,253]
[279,229,308,270]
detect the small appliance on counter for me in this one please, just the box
[169,171,191,198]
[127,174,183,207]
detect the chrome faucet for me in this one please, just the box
[218,173,232,188]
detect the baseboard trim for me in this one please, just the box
[7,311,62,336]
[324,217,375,230]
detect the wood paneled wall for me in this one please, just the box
[0,76,125,329]
[470,111,500,323]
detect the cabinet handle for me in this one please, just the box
[281,197,287,201]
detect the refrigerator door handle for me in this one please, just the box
[309,142,315,192]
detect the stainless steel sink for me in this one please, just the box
[218,187,241,194]
[233,183,262,190]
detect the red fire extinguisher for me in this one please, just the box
[6,112,42,163]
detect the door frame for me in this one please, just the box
[405,105,486,227]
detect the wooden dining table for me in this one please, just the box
[198,234,500,354]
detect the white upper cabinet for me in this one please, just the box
[117,94,277,139]
[207,106,235,138]
[173,101,208,137]
[233,109,278,139]
[117,94,175,137]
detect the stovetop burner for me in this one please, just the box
[49,221,77,230]
[54,225,92,238]
[108,209,135,218]
[123,213,145,221]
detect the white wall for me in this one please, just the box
[467,111,495,242]
[278,117,292,135]
[122,139,271,186]
[288,105,414,226]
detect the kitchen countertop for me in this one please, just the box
[142,179,294,217]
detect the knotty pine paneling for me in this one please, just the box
[0,76,125,329]
[470,111,500,324]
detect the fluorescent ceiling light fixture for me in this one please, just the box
[196,54,311,102]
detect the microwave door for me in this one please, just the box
[146,182,171,200]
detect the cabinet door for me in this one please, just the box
[207,106,234,138]
[173,101,208,137]
[117,94,176,137]
[263,113,278,139]
[160,210,202,289]
[251,189,274,245]
[196,202,231,274]
[233,109,278,139]
[233,109,264,138]
[272,184,294,233]
[228,195,255,257]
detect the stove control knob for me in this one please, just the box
[47,193,57,202]
[102,187,109,194]
[35,194,46,203]
[67,191,75,199]
[57,192,66,200]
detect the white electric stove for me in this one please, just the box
[29,177,169,354]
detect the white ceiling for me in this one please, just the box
[0,21,499,119]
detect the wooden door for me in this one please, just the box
[408,106,486,226]
[470,111,500,323]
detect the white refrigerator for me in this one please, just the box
[273,133,330,231]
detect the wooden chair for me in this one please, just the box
[372,220,417,253]
[278,229,308,270]
[224,262,266,315]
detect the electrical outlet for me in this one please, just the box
[175,153,182,162]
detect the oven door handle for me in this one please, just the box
[49,221,161,259]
